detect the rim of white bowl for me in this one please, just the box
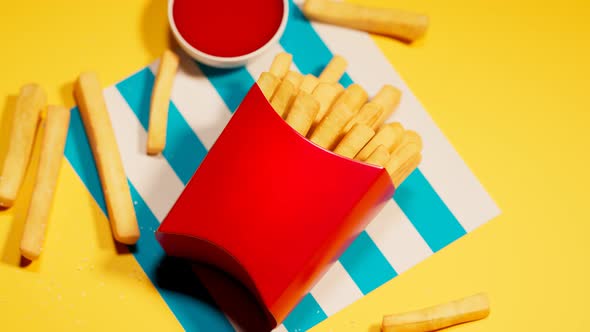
[168,0,289,65]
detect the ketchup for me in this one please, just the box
[172,0,285,58]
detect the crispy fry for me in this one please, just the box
[319,55,347,83]
[392,129,423,154]
[343,102,383,132]
[147,49,179,156]
[0,84,46,208]
[333,83,368,114]
[382,293,490,332]
[364,144,390,167]
[284,71,304,88]
[299,74,320,94]
[302,0,429,42]
[285,92,320,137]
[310,102,355,149]
[372,85,402,129]
[333,124,375,159]
[269,52,292,78]
[19,106,70,260]
[312,82,344,124]
[356,122,404,161]
[74,72,140,244]
[385,142,421,186]
[392,153,421,187]
[270,79,298,118]
[257,72,281,100]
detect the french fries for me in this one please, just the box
[312,82,344,125]
[310,102,355,149]
[285,92,320,137]
[300,74,320,94]
[257,72,281,100]
[372,85,402,129]
[284,71,304,88]
[74,72,140,245]
[20,106,70,260]
[334,83,368,114]
[147,49,179,156]
[270,79,298,118]
[319,55,347,83]
[269,52,292,78]
[382,293,490,332]
[356,122,404,161]
[343,102,383,132]
[0,84,46,208]
[302,0,429,43]
[392,129,423,154]
[333,123,375,159]
[385,142,421,188]
[365,145,390,167]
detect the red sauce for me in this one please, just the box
[172,0,285,58]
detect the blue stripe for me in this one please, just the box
[115,68,207,184]
[64,107,234,331]
[196,63,255,113]
[282,294,328,332]
[338,232,397,294]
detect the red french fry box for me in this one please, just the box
[156,84,395,327]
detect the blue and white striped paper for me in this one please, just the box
[63,1,500,331]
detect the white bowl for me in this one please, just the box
[168,0,289,68]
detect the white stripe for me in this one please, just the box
[309,261,363,316]
[149,53,232,150]
[366,200,433,274]
[246,43,300,79]
[272,325,288,332]
[308,20,500,231]
[103,87,184,222]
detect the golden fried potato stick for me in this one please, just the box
[319,55,347,83]
[74,73,140,245]
[0,84,46,208]
[392,129,423,154]
[392,153,422,187]
[382,293,490,332]
[333,83,368,114]
[364,144,390,167]
[333,124,375,159]
[19,106,70,260]
[310,102,355,149]
[285,92,320,137]
[257,72,281,100]
[372,85,402,129]
[312,82,344,125]
[299,74,320,94]
[356,122,404,161]
[343,102,383,132]
[303,0,429,42]
[270,79,298,118]
[385,142,421,187]
[269,52,292,78]
[147,49,179,156]
[284,71,304,88]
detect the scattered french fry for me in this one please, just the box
[0,84,46,208]
[302,0,429,42]
[285,92,320,137]
[364,145,390,167]
[333,124,375,159]
[284,71,304,88]
[312,82,344,124]
[372,85,402,129]
[392,129,423,154]
[356,122,404,161]
[269,52,292,78]
[147,49,179,156]
[270,79,298,118]
[333,83,368,114]
[299,74,320,94]
[382,293,490,332]
[257,72,281,100]
[74,72,140,245]
[319,55,347,83]
[19,106,70,260]
[343,102,383,132]
[310,102,355,149]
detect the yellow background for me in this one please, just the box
[1,0,589,330]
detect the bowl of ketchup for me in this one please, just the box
[168,0,289,68]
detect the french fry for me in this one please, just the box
[364,144,390,167]
[372,85,402,129]
[270,79,298,118]
[333,83,368,114]
[0,84,46,208]
[333,123,375,159]
[285,92,320,137]
[385,142,421,187]
[19,106,70,260]
[74,72,140,245]
[392,153,422,187]
[257,72,281,100]
[284,71,304,88]
[319,55,347,83]
[392,130,423,154]
[312,82,344,124]
[302,0,429,42]
[310,102,355,149]
[356,122,404,161]
[147,49,179,156]
[382,293,490,332]
[299,74,320,94]
[343,102,383,132]
[269,52,292,78]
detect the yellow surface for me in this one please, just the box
[0,0,589,331]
